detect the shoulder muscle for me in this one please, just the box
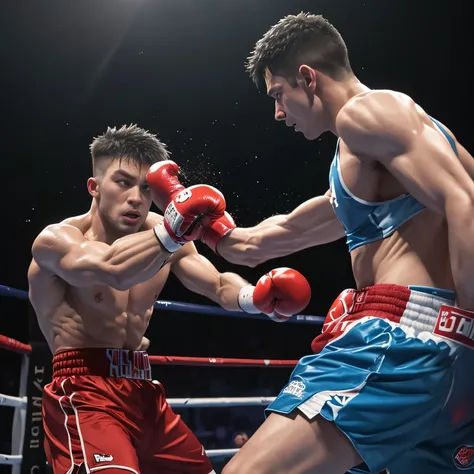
[31,224,109,286]
[336,90,420,159]
[32,224,87,264]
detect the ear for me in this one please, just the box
[87,177,99,197]
[298,65,317,93]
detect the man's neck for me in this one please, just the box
[318,75,370,135]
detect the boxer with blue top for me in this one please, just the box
[156,12,474,474]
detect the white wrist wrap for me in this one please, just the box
[154,224,182,253]
[163,201,184,234]
[238,285,260,314]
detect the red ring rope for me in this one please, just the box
[149,355,298,367]
[0,333,298,367]
[0,334,32,354]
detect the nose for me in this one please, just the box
[127,186,143,206]
[275,102,286,121]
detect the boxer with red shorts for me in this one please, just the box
[43,349,211,474]
[28,125,311,474]
[151,14,474,474]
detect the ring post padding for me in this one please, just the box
[12,354,29,474]
[20,303,53,474]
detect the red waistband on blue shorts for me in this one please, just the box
[311,283,474,353]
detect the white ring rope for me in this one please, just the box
[0,449,240,465]
[0,392,275,409]
[0,393,27,408]
[0,393,275,465]
[0,454,23,465]
[168,396,275,408]
[204,449,239,458]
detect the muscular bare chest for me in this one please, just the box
[70,265,170,318]
[338,140,406,202]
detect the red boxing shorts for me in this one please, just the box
[42,348,214,474]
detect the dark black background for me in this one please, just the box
[1,0,473,467]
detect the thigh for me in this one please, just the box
[222,412,361,474]
[43,381,140,474]
[140,387,214,474]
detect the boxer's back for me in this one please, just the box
[28,213,171,353]
[333,100,473,290]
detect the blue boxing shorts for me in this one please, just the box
[266,284,474,474]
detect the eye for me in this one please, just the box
[142,183,150,192]
[117,179,130,186]
[276,92,282,101]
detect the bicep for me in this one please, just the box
[32,225,111,288]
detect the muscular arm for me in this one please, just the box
[216,191,345,267]
[337,90,474,309]
[32,224,171,291]
[171,243,249,311]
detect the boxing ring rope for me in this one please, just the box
[0,393,276,410]
[0,283,323,470]
[150,355,298,367]
[0,335,299,367]
[0,284,324,325]
[0,334,32,354]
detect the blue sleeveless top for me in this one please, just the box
[329,117,459,251]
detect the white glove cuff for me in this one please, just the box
[154,223,182,253]
[238,285,260,314]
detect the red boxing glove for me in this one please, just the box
[201,211,236,254]
[147,160,185,211]
[154,184,226,252]
[238,268,311,322]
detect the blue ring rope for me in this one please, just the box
[0,284,324,325]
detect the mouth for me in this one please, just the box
[122,210,141,224]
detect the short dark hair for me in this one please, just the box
[90,124,170,174]
[246,13,352,89]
